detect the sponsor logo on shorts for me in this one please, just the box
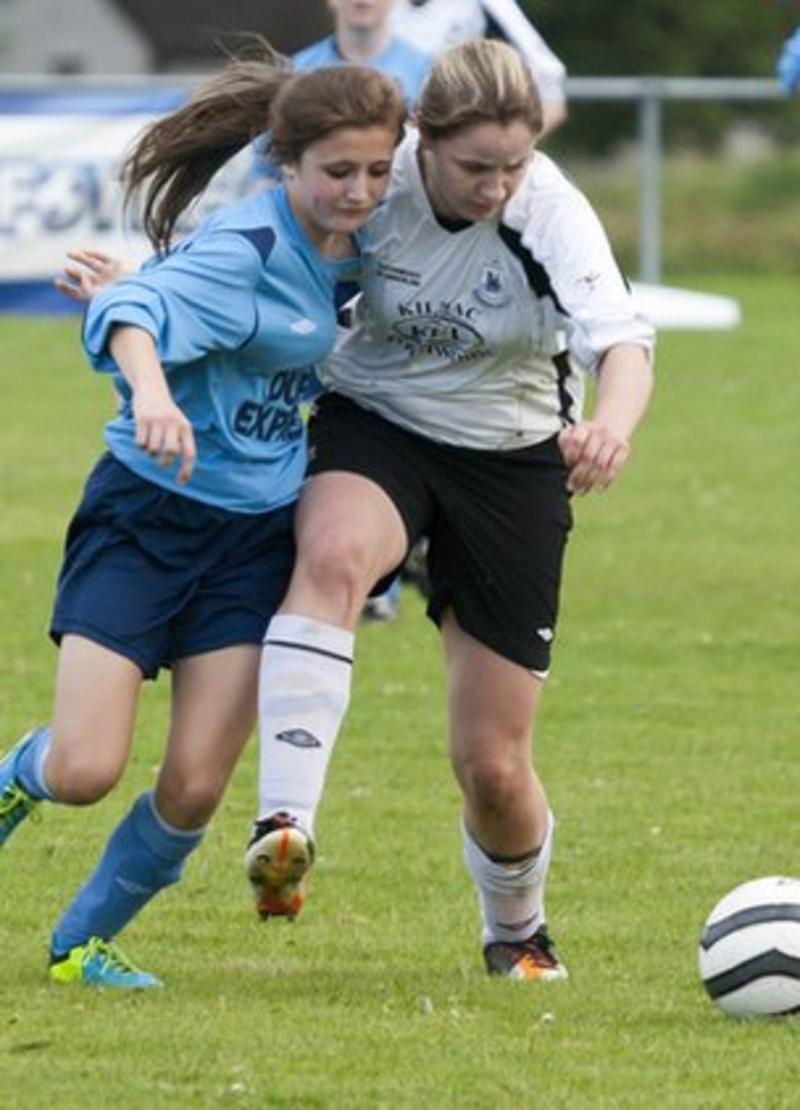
[276,728,322,749]
[536,627,554,643]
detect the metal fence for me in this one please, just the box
[3,74,787,283]
[566,76,785,282]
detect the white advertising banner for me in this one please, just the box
[0,88,250,313]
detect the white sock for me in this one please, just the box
[462,811,554,947]
[257,614,354,839]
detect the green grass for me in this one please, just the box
[2,283,800,1107]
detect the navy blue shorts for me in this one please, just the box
[50,453,295,679]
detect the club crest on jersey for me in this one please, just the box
[474,264,512,307]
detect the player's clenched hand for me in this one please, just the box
[133,384,197,485]
[54,250,132,303]
[558,420,630,494]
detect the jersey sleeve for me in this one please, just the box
[511,171,655,374]
[83,228,268,373]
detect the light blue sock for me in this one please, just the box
[51,791,205,957]
[14,725,55,801]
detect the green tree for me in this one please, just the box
[526,0,799,152]
[529,0,791,76]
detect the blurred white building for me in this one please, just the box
[0,0,151,73]
[0,0,330,74]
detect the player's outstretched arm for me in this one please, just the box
[108,325,197,485]
[54,249,134,302]
[558,343,653,494]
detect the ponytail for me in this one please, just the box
[123,41,291,253]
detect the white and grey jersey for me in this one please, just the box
[390,0,566,105]
[320,132,654,452]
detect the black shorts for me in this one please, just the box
[307,393,573,672]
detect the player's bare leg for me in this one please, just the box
[442,614,567,981]
[2,635,141,848]
[50,645,259,988]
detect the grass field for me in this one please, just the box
[1,276,799,1107]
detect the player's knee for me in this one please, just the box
[457,747,525,814]
[47,746,122,804]
[295,526,375,612]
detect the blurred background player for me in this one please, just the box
[777,24,800,93]
[391,0,567,135]
[253,0,430,186]
[296,0,431,106]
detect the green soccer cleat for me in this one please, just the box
[0,732,41,847]
[49,937,163,989]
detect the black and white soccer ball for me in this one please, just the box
[698,876,800,1018]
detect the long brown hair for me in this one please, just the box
[417,39,543,142]
[124,41,406,253]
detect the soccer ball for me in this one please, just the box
[698,876,800,1018]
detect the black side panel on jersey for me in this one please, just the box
[496,224,568,315]
[552,351,577,427]
[497,224,575,426]
[484,14,505,41]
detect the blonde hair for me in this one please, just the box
[417,39,543,141]
[124,40,406,253]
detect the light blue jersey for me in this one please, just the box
[83,186,358,514]
[293,35,431,109]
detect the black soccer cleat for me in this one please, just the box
[483,925,569,982]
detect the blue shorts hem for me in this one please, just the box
[49,621,156,681]
[169,632,266,658]
[50,622,267,681]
